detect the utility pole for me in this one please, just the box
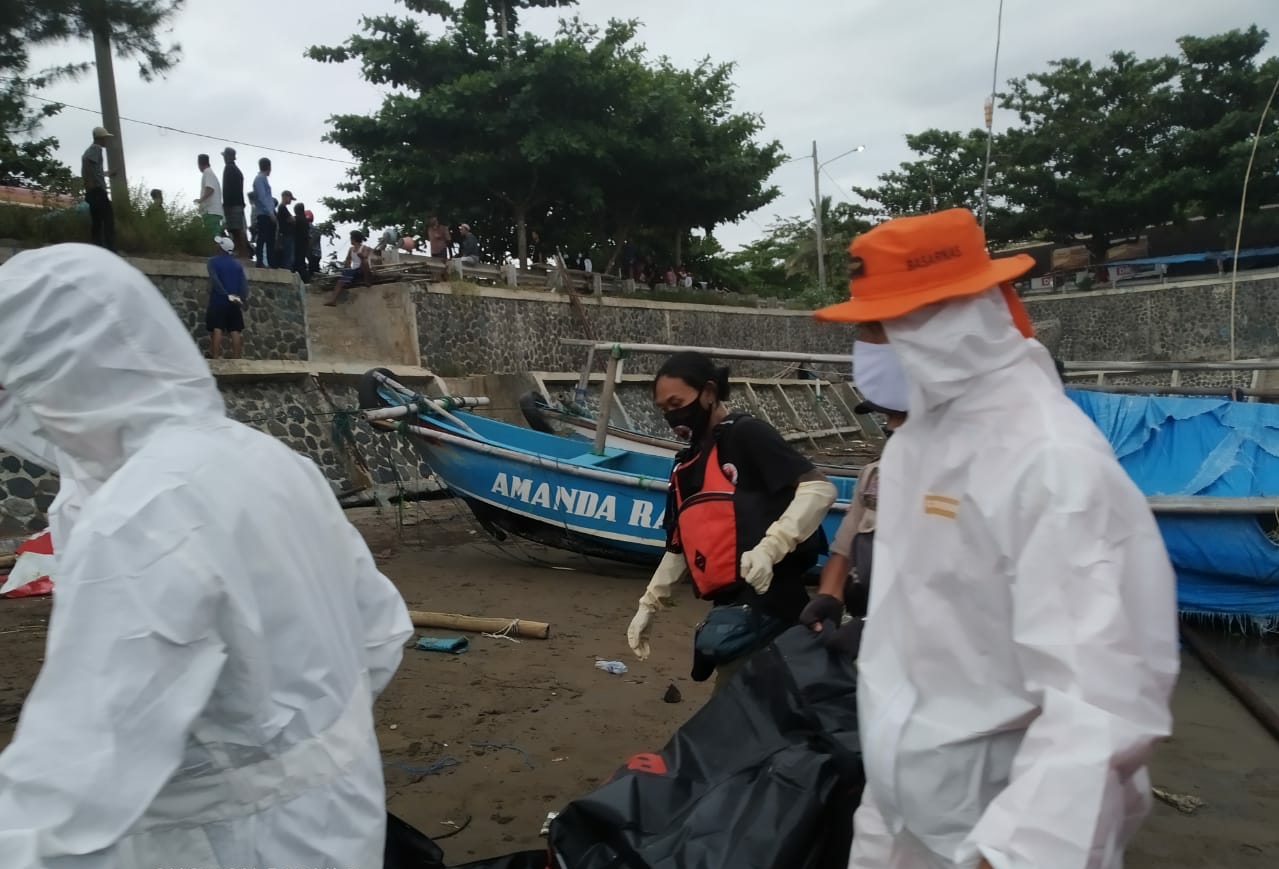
[497,1,509,42]
[812,140,826,294]
[92,25,129,207]
[980,0,1005,230]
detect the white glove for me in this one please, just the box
[742,478,838,593]
[739,548,775,594]
[227,294,243,305]
[626,551,688,660]
[628,605,655,660]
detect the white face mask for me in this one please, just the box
[853,340,910,414]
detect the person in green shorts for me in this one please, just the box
[195,153,224,236]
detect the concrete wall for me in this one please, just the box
[308,284,420,367]
[414,283,856,377]
[1024,272,1279,362]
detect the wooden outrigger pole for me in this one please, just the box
[563,339,1279,518]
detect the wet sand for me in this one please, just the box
[1,501,1277,866]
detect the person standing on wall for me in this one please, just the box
[812,208,1179,869]
[220,148,251,260]
[426,216,451,260]
[195,154,223,237]
[274,190,296,271]
[81,126,116,252]
[626,351,837,689]
[306,210,322,276]
[292,203,311,282]
[251,158,276,269]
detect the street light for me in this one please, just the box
[812,142,866,293]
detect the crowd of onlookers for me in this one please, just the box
[196,148,324,282]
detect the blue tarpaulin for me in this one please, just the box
[1105,246,1279,268]
[1067,389,1279,624]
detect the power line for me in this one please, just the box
[821,166,855,202]
[2,76,357,166]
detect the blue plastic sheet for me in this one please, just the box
[1067,390,1279,622]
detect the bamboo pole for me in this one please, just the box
[593,351,621,456]
[408,610,550,640]
[1181,621,1279,745]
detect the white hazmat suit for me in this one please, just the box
[850,288,1180,869]
[0,244,414,868]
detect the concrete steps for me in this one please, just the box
[305,284,421,368]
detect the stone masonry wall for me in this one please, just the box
[1024,274,1279,362]
[414,284,856,377]
[0,249,309,362]
[136,258,309,361]
[1,377,434,538]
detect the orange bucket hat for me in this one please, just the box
[814,208,1037,336]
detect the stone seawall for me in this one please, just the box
[414,284,856,376]
[0,366,438,538]
[136,258,310,361]
[1024,272,1279,362]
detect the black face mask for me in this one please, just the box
[665,396,712,442]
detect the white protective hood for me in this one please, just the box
[0,245,413,868]
[0,391,86,551]
[850,288,1180,869]
[0,391,59,472]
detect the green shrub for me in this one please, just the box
[0,185,217,258]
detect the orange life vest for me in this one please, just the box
[670,442,740,597]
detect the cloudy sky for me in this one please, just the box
[24,0,1277,251]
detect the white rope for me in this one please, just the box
[482,619,523,643]
[1228,70,1279,361]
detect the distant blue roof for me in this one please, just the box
[1108,246,1279,267]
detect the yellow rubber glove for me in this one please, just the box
[740,479,837,594]
[627,551,688,660]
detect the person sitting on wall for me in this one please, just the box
[457,223,481,266]
[324,230,374,306]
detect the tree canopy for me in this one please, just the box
[309,2,783,266]
[0,0,184,193]
[847,25,1279,265]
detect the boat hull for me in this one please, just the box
[389,405,855,568]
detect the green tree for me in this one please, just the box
[0,0,185,199]
[310,4,782,268]
[854,128,1013,240]
[1169,26,1279,226]
[997,51,1181,261]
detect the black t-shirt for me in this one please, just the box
[666,414,824,622]
[222,164,245,207]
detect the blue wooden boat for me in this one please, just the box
[359,370,856,566]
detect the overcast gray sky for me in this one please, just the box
[24,0,1278,252]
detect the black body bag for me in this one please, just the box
[386,627,862,869]
[546,625,864,869]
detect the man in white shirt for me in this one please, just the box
[194,154,223,236]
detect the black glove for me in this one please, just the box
[823,617,864,659]
[799,593,845,629]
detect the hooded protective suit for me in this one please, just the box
[0,244,414,869]
[0,392,86,551]
[849,288,1179,869]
